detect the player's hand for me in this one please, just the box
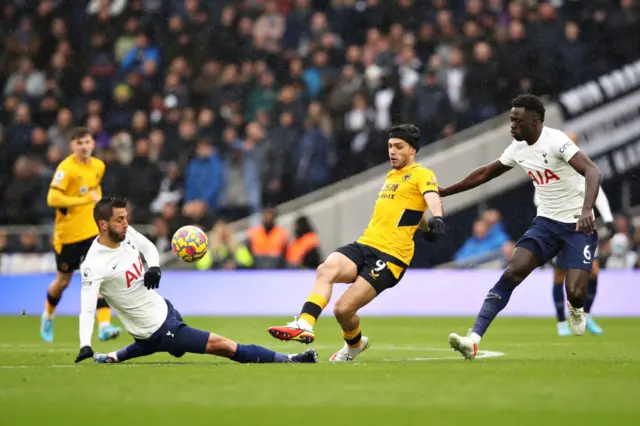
[423,217,446,242]
[438,187,449,197]
[605,221,617,237]
[144,266,161,290]
[576,209,596,235]
[74,346,94,363]
[89,190,99,202]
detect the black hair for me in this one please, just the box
[512,94,545,123]
[70,126,91,142]
[94,196,128,224]
[390,123,420,140]
[294,215,314,238]
[389,123,421,151]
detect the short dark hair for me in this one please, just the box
[70,127,91,142]
[94,197,128,224]
[512,94,545,123]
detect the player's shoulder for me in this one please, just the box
[89,157,106,172]
[411,164,437,180]
[543,127,572,144]
[80,240,105,276]
[55,155,75,172]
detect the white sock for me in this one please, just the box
[99,322,110,331]
[108,351,119,362]
[469,332,482,346]
[297,318,312,330]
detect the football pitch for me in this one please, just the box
[1,316,639,426]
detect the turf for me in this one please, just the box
[1,316,639,426]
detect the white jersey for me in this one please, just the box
[500,126,589,223]
[79,226,167,347]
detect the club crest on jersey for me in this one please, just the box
[82,268,91,279]
[403,174,411,182]
[528,169,560,185]
[125,255,144,288]
[79,185,88,195]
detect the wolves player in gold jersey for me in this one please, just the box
[41,128,122,342]
[268,124,445,361]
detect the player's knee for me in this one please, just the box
[54,273,72,290]
[316,261,338,282]
[205,334,236,358]
[502,264,529,284]
[333,299,356,321]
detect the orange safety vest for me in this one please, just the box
[247,226,289,257]
[286,232,319,267]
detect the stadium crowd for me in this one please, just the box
[2,0,640,255]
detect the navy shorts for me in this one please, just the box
[516,216,598,272]
[133,299,209,358]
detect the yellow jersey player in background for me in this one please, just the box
[268,124,446,361]
[41,127,122,343]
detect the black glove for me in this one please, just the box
[75,346,94,363]
[144,266,161,290]
[605,222,617,237]
[423,217,446,242]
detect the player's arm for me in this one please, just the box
[594,186,616,235]
[47,168,95,208]
[568,151,602,234]
[76,268,102,363]
[418,169,446,242]
[127,226,162,289]
[438,160,512,197]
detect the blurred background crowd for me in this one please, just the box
[1,0,640,267]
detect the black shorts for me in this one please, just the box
[55,236,95,273]
[336,242,407,294]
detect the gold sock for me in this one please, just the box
[299,293,328,327]
[342,325,362,348]
[96,307,111,325]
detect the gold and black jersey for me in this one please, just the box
[50,155,105,251]
[357,164,438,265]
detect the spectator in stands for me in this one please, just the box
[286,215,322,269]
[2,0,640,259]
[603,233,638,269]
[184,139,224,213]
[247,207,289,269]
[454,211,511,267]
[197,221,254,271]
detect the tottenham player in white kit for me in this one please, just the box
[438,95,602,360]
[73,197,317,365]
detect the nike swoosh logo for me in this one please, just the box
[518,160,525,163]
[112,264,118,269]
[583,260,591,264]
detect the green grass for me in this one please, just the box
[1,316,639,426]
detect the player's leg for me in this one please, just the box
[449,245,543,360]
[204,332,318,364]
[268,248,359,343]
[552,267,571,336]
[94,341,158,363]
[556,227,598,336]
[329,276,377,361]
[96,294,122,341]
[584,258,603,335]
[41,268,72,342]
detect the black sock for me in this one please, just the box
[584,278,597,314]
[553,284,565,322]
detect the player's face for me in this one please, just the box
[388,138,414,169]
[107,207,129,243]
[72,135,95,161]
[509,107,528,141]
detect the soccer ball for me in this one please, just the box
[171,225,209,263]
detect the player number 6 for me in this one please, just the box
[583,245,591,261]
[374,259,387,272]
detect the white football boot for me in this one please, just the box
[448,329,479,360]
[567,303,587,336]
[329,336,370,362]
